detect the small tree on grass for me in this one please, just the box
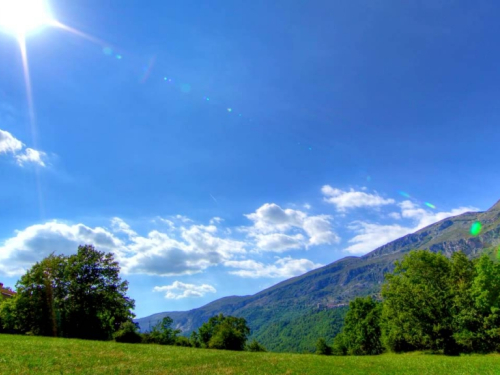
[174,336,191,347]
[149,316,181,345]
[247,339,267,352]
[197,314,250,351]
[316,338,332,355]
[114,321,142,344]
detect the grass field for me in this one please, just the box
[1,334,499,375]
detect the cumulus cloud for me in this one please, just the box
[253,233,305,252]
[399,200,477,230]
[15,148,46,167]
[0,217,247,277]
[0,221,124,276]
[153,281,216,299]
[344,222,413,255]
[0,129,47,167]
[344,201,478,255]
[322,186,395,211]
[0,129,23,154]
[225,257,323,278]
[244,203,339,249]
[245,203,305,234]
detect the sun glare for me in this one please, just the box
[0,0,53,37]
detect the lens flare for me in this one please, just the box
[399,191,411,198]
[425,202,436,209]
[470,221,482,236]
[103,47,113,55]
[0,0,53,37]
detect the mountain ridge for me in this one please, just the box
[135,201,500,351]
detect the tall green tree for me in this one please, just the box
[333,296,383,355]
[148,316,181,345]
[381,250,457,354]
[62,245,135,340]
[0,296,18,333]
[15,254,67,336]
[13,245,135,340]
[452,254,500,353]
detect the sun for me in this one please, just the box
[0,0,53,37]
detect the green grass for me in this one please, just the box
[1,334,499,375]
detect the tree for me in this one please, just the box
[0,296,18,333]
[247,339,267,352]
[149,316,181,345]
[15,254,67,336]
[62,245,135,340]
[14,245,135,340]
[174,336,192,347]
[381,250,460,354]
[336,297,383,355]
[197,314,250,351]
[315,338,331,355]
[190,331,201,348]
[331,332,348,355]
[114,321,142,343]
[453,254,500,353]
[382,250,450,353]
[448,251,480,353]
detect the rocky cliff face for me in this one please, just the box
[136,199,500,348]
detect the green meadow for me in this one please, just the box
[1,334,499,375]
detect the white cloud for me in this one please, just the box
[0,129,23,154]
[153,281,216,299]
[303,215,340,246]
[15,148,46,167]
[225,257,323,278]
[175,215,192,223]
[344,201,478,255]
[210,217,223,225]
[388,212,402,220]
[111,217,138,238]
[0,129,47,167]
[245,203,305,234]
[322,185,395,211]
[254,233,305,252]
[244,203,339,249]
[0,217,247,277]
[399,200,477,230]
[0,221,124,276]
[344,222,413,255]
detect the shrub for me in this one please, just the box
[247,339,267,352]
[174,336,191,347]
[316,338,332,355]
[114,321,142,344]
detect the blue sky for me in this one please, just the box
[1,0,500,318]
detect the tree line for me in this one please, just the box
[0,245,264,352]
[316,250,500,356]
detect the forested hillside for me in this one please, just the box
[136,200,500,352]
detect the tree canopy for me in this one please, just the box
[2,245,135,340]
[196,313,251,351]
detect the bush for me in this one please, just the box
[316,338,332,355]
[148,317,181,345]
[114,321,142,344]
[332,332,348,355]
[174,336,191,347]
[247,339,267,352]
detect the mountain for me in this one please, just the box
[135,200,500,352]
